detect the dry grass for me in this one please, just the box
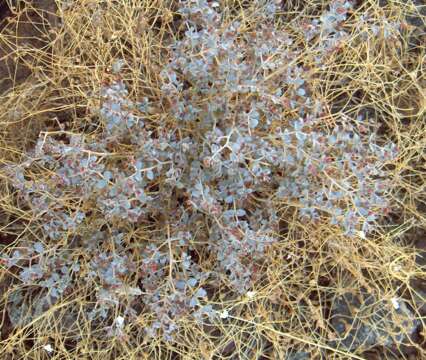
[0,0,425,359]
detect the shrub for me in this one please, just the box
[2,1,417,355]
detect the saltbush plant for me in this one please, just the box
[3,0,397,335]
[0,0,424,359]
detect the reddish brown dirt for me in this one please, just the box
[0,1,57,94]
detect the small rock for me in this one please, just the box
[43,344,53,353]
[329,291,420,351]
[410,279,426,316]
[285,351,310,360]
